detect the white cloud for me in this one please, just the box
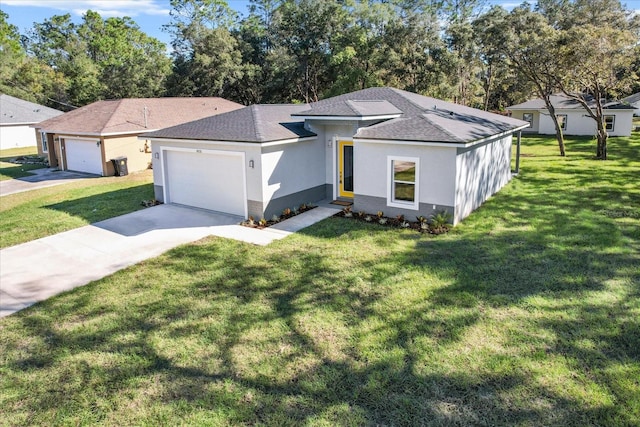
[1,0,170,17]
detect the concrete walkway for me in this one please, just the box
[0,168,96,197]
[0,203,341,317]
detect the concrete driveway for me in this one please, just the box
[0,203,340,318]
[0,168,95,197]
[0,205,245,317]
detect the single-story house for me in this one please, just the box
[621,92,640,116]
[142,87,529,225]
[33,97,243,176]
[0,94,63,150]
[507,94,634,137]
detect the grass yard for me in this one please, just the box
[1,135,639,426]
[0,147,46,181]
[0,170,153,248]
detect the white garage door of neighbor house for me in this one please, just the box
[165,149,246,217]
[65,139,104,175]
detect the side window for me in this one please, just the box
[604,115,615,131]
[522,113,533,127]
[388,156,419,210]
[556,114,567,131]
[40,132,48,153]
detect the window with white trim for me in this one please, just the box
[40,132,48,153]
[604,115,615,131]
[522,113,533,127]
[557,114,567,131]
[388,156,419,210]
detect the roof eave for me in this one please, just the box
[355,124,529,148]
[141,135,318,148]
[34,129,160,137]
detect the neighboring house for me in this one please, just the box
[34,97,243,176]
[507,94,634,137]
[0,94,63,151]
[143,87,529,225]
[621,92,640,116]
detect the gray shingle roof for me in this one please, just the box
[508,94,635,111]
[295,99,402,117]
[145,87,528,144]
[622,92,640,105]
[142,104,316,142]
[0,94,63,125]
[304,87,527,143]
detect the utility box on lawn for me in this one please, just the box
[111,157,128,176]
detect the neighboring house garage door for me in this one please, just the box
[65,138,103,175]
[164,149,246,217]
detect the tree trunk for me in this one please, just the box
[596,123,608,160]
[483,63,493,111]
[544,98,566,156]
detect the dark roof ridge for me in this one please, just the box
[388,87,431,116]
[249,105,263,141]
[419,113,464,142]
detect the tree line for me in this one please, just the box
[1,0,638,158]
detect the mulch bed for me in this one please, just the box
[241,204,317,229]
[334,208,451,235]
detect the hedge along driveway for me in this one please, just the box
[0,170,154,248]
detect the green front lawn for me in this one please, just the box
[0,171,154,248]
[0,147,46,181]
[1,135,638,426]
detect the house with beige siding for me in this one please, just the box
[34,97,243,176]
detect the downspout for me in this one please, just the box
[58,137,66,171]
[514,131,521,175]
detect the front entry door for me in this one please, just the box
[338,140,354,198]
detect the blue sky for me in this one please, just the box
[2,0,639,50]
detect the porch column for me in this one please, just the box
[514,131,521,175]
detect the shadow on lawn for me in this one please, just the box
[11,215,638,426]
[42,183,154,223]
[5,136,639,425]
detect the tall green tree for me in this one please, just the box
[165,0,244,98]
[1,11,66,107]
[473,6,510,111]
[274,0,347,103]
[26,11,170,106]
[499,5,567,156]
[556,25,636,159]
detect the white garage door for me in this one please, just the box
[164,149,246,217]
[65,139,103,175]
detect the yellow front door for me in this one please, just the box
[338,140,354,198]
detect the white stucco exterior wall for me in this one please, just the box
[455,135,512,224]
[355,141,457,207]
[260,138,324,203]
[531,109,632,137]
[0,125,38,149]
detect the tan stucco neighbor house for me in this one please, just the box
[142,87,529,225]
[508,94,634,137]
[0,94,63,150]
[33,97,243,176]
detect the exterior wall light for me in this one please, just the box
[249,160,254,168]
